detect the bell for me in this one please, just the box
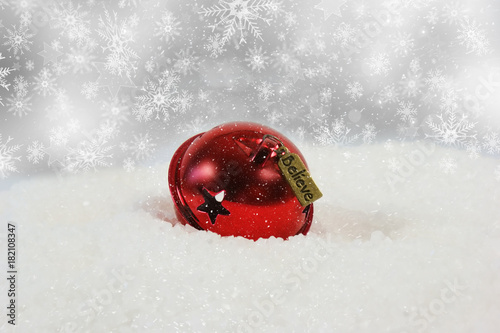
[168,122,315,240]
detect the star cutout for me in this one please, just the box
[94,62,137,98]
[37,42,64,66]
[315,0,347,20]
[197,188,230,225]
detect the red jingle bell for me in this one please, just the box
[168,122,320,240]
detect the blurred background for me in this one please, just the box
[1,0,499,188]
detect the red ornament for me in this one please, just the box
[168,122,314,240]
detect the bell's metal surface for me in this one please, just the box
[168,121,317,240]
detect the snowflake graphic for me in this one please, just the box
[26,141,46,164]
[0,135,22,179]
[6,92,32,117]
[257,81,274,100]
[3,24,34,55]
[314,118,359,146]
[425,69,446,91]
[439,155,457,174]
[244,46,268,72]
[33,68,57,97]
[387,157,402,172]
[67,46,96,74]
[272,45,300,73]
[426,110,476,147]
[457,19,491,56]
[97,10,139,77]
[345,81,363,100]
[466,140,481,159]
[81,81,99,100]
[199,0,276,44]
[133,70,180,121]
[378,85,398,105]
[65,136,114,173]
[367,53,391,76]
[399,71,423,98]
[176,90,194,113]
[154,10,181,43]
[205,33,226,58]
[482,132,500,155]
[396,101,417,122]
[439,91,459,113]
[174,48,199,76]
[0,53,14,95]
[333,22,357,48]
[128,133,156,161]
[391,32,414,56]
[51,2,92,46]
[441,1,468,25]
[123,157,136,172]
[362,123,377,144]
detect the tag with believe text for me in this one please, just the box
[277,147,323,206]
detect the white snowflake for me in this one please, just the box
[314,118,359,146]
[426,110,476,147]
[154,11,181,43]
[81,81,99,100]
[26,141,46,164]
[320,87,332,104]
[387,157,402,172]
[123,157,135,172]
[257,81,274,100]
[391,32,414,56]
[33,68,57,97]
[101,98,130,125]
[0,53,14,94]
[0,135,22,179]
[379,85,398,105]
[424,69,446,91]
[174,48,199,76]
[466,140,481,159]
[396,101,417,122]
[345,81,363,100]
[199,0,276,44]
[457,19,491,56]
[129,133,156,161]
[175,90,194,113]
[205,33,226,58]
[49,127,71,146]
[439,155,457,174]
[97,10,139,77]
[6,92,32,117]
[333,22,357,47]
[439,91,459,113]
[362,123,377,144]
[3,24,34,55]
[272,45,300,73]
[51,2,92,46]
[67,46,96,74]
[482,132,500,155]
[245,46,269,72]
[133,70,180,121]
[399,72,423,98]
[441,1,468,25]
[65,136,114,173]
[367,53,391,76]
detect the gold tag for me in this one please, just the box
[277,146,323,206]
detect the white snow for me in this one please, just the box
[1,141,499,333]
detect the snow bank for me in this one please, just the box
[1,141,499,332]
